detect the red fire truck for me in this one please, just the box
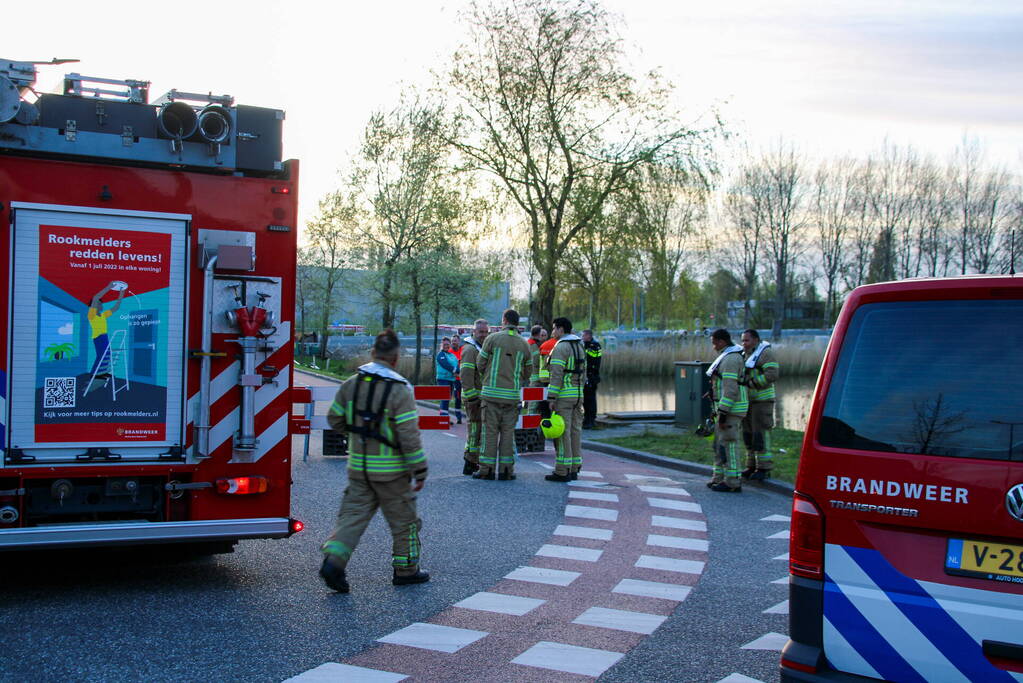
[0,58,303,552]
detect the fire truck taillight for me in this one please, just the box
[271,186,290,194]
[289,519,305,535]
[789,493,824,580]
[215,476,270,495]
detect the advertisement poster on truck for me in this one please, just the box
[35,225,172,443]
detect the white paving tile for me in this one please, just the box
[565,504,619,522]
[535,461,554,470]
[569,490,620,503]
[536,544,603,562]
[625,473,674,482]
[554,524,614,541]
[764,599,789,615]
[766,530,790,540]
[613,578,692,602]
[638,485,691,497]
[646,534,709,552]
[453,591,546,616]
[512,641,625,677]
[652,515,707,532]
[579,470,603,478]
[284,663,407,683]
[647,497,702,513]
[760,514,791,522]
[741,632,790,651]
[717,674,766,683]
[567,480,612,489]
[572,606,668,634]
[771,576,789,585]
[636,554,705,574]
[505,566,581,586]
[773,552,789,561]
[377,622,488,653]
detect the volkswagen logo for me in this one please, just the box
[1008,484,1023,523]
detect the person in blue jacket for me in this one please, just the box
[435,337,462,424]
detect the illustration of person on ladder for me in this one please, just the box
[84,281,126,395]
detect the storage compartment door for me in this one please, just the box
[5,204,189,463]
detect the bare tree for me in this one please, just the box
[722,163,768,327]
[915,159,956,277]
[812,159,856,325]
[760,143,807,339]
[446,0,719,328]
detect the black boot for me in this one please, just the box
[709,483,742,493]
[498,471,516,480]
[472,470,495,480]
[570,471,579,480]
[750,469,771,481]
[740,466,757,479]
[545,473,572,482]
[319,558,350,593]
[393,569,431,585]
[462,459,479,475]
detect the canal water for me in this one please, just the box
[597,374,817,431]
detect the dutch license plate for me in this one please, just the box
[946,538,1023,584]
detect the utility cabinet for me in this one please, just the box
[674,361,712,427]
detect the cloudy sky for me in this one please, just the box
[6,0,1021,228]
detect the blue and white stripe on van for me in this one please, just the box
[824,544,1023,682]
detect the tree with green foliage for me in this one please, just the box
[446,0,720,329]
[351,98,476,328]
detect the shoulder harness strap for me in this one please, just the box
[349,372,402,452]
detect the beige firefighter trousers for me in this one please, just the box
[321,474,423,575]
[553,398,584,476]
[480,399,520,474]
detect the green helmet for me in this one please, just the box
[541,413,565,439]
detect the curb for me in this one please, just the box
[581,438,795,497]
[293,367,345,384]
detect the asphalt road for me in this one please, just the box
[0,371,792,682]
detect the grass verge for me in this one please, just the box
[593,425,805,483]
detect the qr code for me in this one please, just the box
[44,377,76,408]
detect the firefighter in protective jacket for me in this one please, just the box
[320,330,430,592]
[545,317,587,482]
[475,308,532,480]
[459,318,490,475]
[740,328,779,480]
[706,328,748,492]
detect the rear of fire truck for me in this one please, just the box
[0,58,303,552]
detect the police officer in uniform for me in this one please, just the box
[706,328,748,493]
[319,330,430,592]
[459,318,490,475]
[475,309,532,480]
[545,317,587,482]
[740,328,779,480]
[581,329,602,429]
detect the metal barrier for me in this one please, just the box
[293,384,461,462]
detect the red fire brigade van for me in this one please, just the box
[782,275,1023,681]
[0,59,303,552]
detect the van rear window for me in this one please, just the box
[819,299,1023,461]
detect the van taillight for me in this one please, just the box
[215,476,269,495]
[789,493,824,580]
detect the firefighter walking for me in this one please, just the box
[320,330,430,592]
[545,317,587,482]
[706,328,748,493]
[475,308,532,480]
[741,328,779,480]
[459,318,490,475]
